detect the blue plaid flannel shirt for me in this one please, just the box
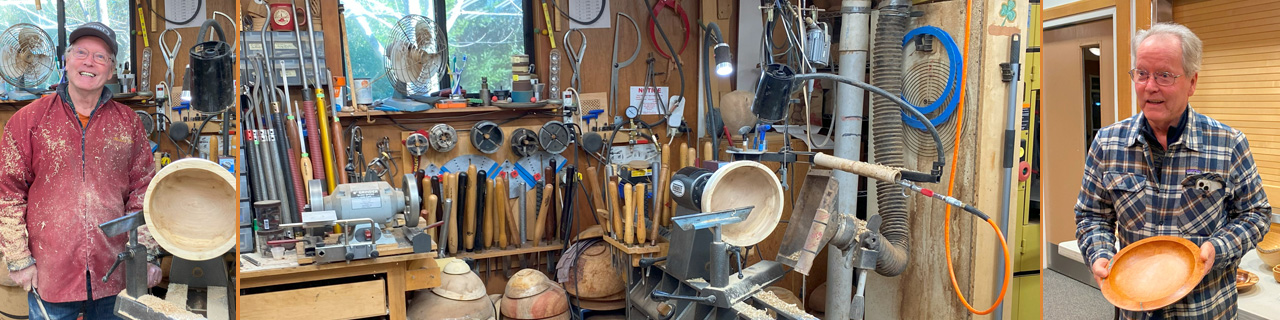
[1075,107,1271,319]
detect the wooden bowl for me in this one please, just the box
[143,158,237,261]
[1273,264,1280,283]
[1256,223,1280,268]
[561,242,624,299]
[1237,269,1259,291]
[702,161,784,247]
[1099,236,1206,311]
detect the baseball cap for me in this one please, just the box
[68,22,117,56]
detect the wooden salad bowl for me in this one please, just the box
[1099,236,1206,311]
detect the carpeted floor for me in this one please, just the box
[1042,269,1116,320]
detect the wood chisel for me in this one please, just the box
[431,175,444,241]
[464,165,477,251]
[609,178,622,241]
[584,166,608,232]
[703,141,713,163]
[425,194,438,240]
[535,183,553,246]
[623,183,634,245]
[475,169,488,251]
[635,183,647,244]
[448,173,460,254]
[485,174,496,249]
[544,162,556,243]
[652,167,666,245]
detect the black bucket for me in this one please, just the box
[189,20,234,114]
[751,63,795,123]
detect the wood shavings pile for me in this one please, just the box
[135,295,203,320]
[733,301,771,320]
[755,290,815,320]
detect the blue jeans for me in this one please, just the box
[26,292,120,320]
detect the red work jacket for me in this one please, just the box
[0,85,155,302]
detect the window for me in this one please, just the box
[343,0,528,101]
[0,0,134,90]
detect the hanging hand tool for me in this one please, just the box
[424,194,438,239]
[330,73,349,185]
[256,52,299,221]
[464,165,477,251]
[497,176,513,278]
[635,183,647,244]
[281,62,311,186]
[609,13,641,119]
[623,183,634,245]
[448,173,460,254]
[563,29,586,90]
[584,167,607,232]
[432,175,444,242]
[158,28,181,124]
[440,198,453,257]
[544,161,557,243]
[527,185,540,267]
[609,178,622,240]
[648,0,691,60]
[302,0,338,191]
[652,166,666,245]
[290,2,326,190]
[535,182,554,246]
[476,170,489,251]
[275,63,308,217]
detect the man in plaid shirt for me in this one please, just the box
[1075,23,1271,319]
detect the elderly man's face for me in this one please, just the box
[65,37,113,94]
[1134,34,1197,128]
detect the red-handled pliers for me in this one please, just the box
[648,0,690,60]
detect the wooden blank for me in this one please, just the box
[143,158,237,261]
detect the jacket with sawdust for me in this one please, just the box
[0,84,156,302]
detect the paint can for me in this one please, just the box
[354,78,373,105]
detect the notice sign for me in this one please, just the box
[629,86,670,115]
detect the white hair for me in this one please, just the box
[1133,22,1203,75]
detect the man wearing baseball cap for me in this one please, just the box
[0,22,161,319]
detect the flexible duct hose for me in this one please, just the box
[869,0,912,277]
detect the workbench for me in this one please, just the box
[239,251,440,320]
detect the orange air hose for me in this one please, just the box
[943,0,1012,314]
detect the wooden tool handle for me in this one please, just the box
[525,188,538,243]
[623,183,634,245]
[535,183,553,246]
[425,194,438,240]
[584,167,607,232]
[651,168,665,245]
[464,165,477,250]
[446,173,458,254]
[813,152,902,183]
[676,141,688,168]
[332,119,349,184]
[482,173,493,249]
[702,141,713,162]
[635,183,647,244]
[496,177,509,248]
[300,158,314,183]
[544,164,556,242]
[609,179,622,240]
[688,147,698,169]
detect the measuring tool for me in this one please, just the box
[609,13,641,119]
[563,29,586,90]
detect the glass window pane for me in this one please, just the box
[64,0,133,70]
[343,0,437,101]
[444,0,524,92]
[0,3,59,90]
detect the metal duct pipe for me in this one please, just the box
[827,0,871,319]
[867,0,913,277]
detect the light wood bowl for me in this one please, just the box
[143,158,237,261]
[1273,264,1280,283]
[1099,236,1206,311]
[702,161,784,247]
[1237,269,1259,291]
[1256,223,1280,268]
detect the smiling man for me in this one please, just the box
[1075,23,1272,319]
[0,23,161,319]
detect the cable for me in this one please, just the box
[145,0,203,25]
[901,26,962,130]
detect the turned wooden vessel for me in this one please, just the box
[143,158,237,261]
[701,161,784,247]
[1099,236,1206,311]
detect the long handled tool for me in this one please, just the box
[303,0,338,191]
[330,73,349,184]
[448,173,460,254]
[290,2,325,190]
[280,62,314,189]
[464,165,477,251]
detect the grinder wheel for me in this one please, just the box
[539,121,571,154]
[307,179,325,211]
[509,128,540,158]
[402,173,422,227]
[471,121,505,154]
[429,124,458,153]
[406,132,430,156]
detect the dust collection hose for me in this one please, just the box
[867,0,911,276]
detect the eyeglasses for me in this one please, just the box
[1129,69,1183,86]
[67,46,114,66]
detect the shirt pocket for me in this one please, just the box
[1105,172,1148,232]
[1178,173,1229,236]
